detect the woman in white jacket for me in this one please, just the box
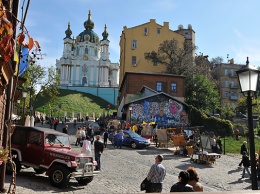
[81,136,92,156]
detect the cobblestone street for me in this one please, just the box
[3,123,260,193]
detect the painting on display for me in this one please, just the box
[131,94,188,128]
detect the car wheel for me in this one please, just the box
[76,176,93,185]
[130,142,137,149]
[49,165,71,188]
[34,168,46,174]
[6,158,21,175]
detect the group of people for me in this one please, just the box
[210,135,222,154]
[111,129,124,149]
[75,124,95,146]
[144,154,203,193]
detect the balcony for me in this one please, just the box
[229,73,237,78]
[230,84,239,89]
[230,95,238,100]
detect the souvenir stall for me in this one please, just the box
[189,133,221,165]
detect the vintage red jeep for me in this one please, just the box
[6,125,98,188]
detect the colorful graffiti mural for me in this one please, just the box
[131,94,188,128]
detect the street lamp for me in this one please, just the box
[43,105,45,114]
[22,91,27,125]
[129,103,133,124]
[236,57,259,190]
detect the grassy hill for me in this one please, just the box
[34,89,116,118]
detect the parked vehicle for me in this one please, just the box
[108,130,150,149]
[7,125,99,188]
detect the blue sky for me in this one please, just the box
[22,0,260,69]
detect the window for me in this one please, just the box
[171,83,177,92]
[225,91,229,98]
[224,69,228,75]
[28,131,42,145]
[230,80,234,87]
[132,56,136,66]
[132,40,137,49]
[224,80,228,87]
[157,28,161,34]
[144,28,148,35]
[153,59,157,66]
[85,47,88,54]
[230,69,234,76]
[156,82,163,92]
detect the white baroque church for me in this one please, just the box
[55,10,119,105]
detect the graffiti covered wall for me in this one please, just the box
[131,94,188,128]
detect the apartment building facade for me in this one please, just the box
[119,19,195,85]
[213,59,244,106]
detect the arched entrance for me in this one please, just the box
[82,77,87,85]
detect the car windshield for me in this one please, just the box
[45,134,70,146]
[128,131,141,138]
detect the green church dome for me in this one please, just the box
[78,10,99,43]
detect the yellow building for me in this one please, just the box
[119,19,195,85]
[213,59,244,106]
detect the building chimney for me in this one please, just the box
[229,58,234,64]
[163,22,169,29]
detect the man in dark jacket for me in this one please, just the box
[241,151,251,178]
[94,135,104,171]
[170,170,194,192]
[103,130,108,148]
[239,141,248,167]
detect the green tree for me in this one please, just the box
[220,103,235,121]
[22,64,60,110]
[185,74,220,113]
[144,39,197,75]
[210,56,224,64]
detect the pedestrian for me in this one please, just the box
[216,136,222,154]
[170,170,194,192]
[187,167,203,192]
[81,136,92,156]
[117,129,124,149]
[145,154,166,193]
[210,135,217,153]
[62,125,68,134]
[74,119,77,129]
[103,130,108,148]
[53,118,58,130]
[94,135,104,171]
[234,129,240,140]
[49,117,53,129]
[239,141,248,167]
[91,126,95,144]
[241,151,251,179]
[113,131,118,148]
[75,127,82,146]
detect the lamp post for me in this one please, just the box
[43,105,45,114]
[129,104,133,124]
[22,91,27,125]
[236,57,259,190]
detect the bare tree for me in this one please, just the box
[145,39,197,75]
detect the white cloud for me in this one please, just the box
[233,29,260,67]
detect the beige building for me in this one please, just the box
[213,59,244,106]
[119,19,195,85]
